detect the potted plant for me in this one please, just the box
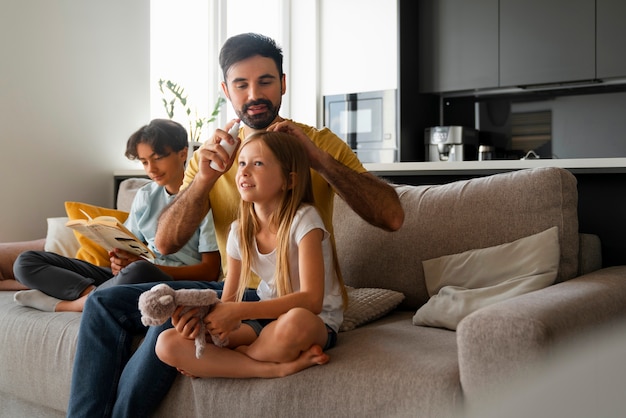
[158,79,226,159]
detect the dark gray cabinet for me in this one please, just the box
[499,0,595,87]
[420,0,626,93]
[597,0,626,79]
[419,0,498,93]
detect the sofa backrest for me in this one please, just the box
[332,167,579,310]
[117,178,152,212]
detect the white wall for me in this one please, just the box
[0,0,397,242]
[290,0,398,126]
[0,0,150,242]
[319,0,398,96]
[289,0,319,127]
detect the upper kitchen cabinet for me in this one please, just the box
[597,0,626,79]
[499,0,595,87]
[419,0,499,93]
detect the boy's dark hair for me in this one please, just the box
[125,119,188,160]
[219,33,283,82]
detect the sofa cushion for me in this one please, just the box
[340,287,405,332]
[413,226,560,330]
[43,217,80,258]
[332,167,579,310]
[155,311,463,417]
[117,178,151,212]
[64,201,129,266]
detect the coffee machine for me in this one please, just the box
[425,126,478,162]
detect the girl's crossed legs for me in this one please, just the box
[155,307,330,379]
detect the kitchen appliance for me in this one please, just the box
[478,145,495,161]
[324,89,398,163]
[425,126,478,162]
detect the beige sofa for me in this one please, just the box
[1,167,626,417]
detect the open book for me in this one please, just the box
[65,210,155,262]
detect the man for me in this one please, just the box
[67,33,403,418]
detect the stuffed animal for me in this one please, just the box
[138,283,236,358]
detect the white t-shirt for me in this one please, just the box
[227,205,343,332]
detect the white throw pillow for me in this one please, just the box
[44,217,81,258]
[413,226,560,330]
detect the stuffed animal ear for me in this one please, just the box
[150,283,169,292]
[158,295,174,305]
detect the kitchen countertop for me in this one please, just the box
[115,158,626,179]
[364,158,626,176]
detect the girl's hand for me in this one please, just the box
[204,302,240,341]
[171,306,202,340]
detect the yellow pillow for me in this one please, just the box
[64,201,130,266]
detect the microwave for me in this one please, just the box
[323,89,398,163]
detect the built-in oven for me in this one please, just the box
[323,89,398,163]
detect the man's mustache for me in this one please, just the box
[242,100,273,113]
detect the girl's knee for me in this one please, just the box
[155,329,180,366]
[273,308,318,339]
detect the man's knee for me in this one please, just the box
[117,260,162,285]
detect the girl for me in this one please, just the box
[13,119,221,312]
[155,131,346,378]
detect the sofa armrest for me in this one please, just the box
[579,233,602,275]
[457,266,626,407]
[0,239,45,284]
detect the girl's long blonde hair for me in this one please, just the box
[234,131,347,306]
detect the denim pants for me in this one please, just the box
[66,280,259,418]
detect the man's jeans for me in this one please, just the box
[66,280,258,418]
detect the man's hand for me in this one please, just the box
[197,119,241,180]
[267,120,325,170]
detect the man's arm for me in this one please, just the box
[156,122,239,255]
[269,121,404,232]
[155,182,211,255]
[315,152,404,232]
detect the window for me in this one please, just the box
[150,0,287,140]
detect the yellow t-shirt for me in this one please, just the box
[182,120,366,282]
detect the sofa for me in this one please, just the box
[1,166,626,417]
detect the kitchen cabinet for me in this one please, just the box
[597,0,626,79]
[499,0,595,87]
[420,0,618,93]
[418,0,498,93]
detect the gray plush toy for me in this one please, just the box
[138,283,231,358]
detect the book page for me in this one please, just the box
[66,220,155,261]
[88,223,155,261]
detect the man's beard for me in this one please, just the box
[237,99,281,130]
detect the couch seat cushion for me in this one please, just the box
[0,292,79,413]
[156,311,463,417]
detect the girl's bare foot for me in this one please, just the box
[276,345,329,377]
[235,345,250,354]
